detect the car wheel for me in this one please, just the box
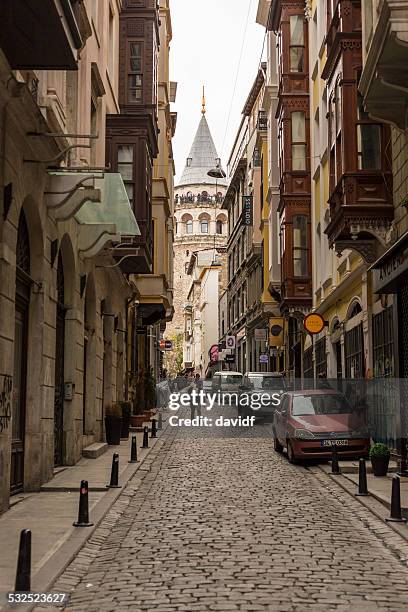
[286,440,298,464]
[273,433,283,453]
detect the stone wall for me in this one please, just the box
[392,128,408,238]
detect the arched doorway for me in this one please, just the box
[11,211,31,494]
[54,252,66,466]
[83,275,96,435]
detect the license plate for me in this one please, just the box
[321,439,349,447]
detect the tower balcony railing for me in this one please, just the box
[175,194,224,205]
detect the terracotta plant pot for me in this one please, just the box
[371,455,390,477]
[131,414,146,428]
[105,415,122,445]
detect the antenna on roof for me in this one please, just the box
[201,85,206,115]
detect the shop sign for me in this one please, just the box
[269,318,284,347]
[209,344,219,363]
[225,354,235,363]
[226,335,236,349]
[259,354,269,364]
[242,196,253,226]
[254,328,267,341]
[304,313,325,335]
[159,339,173,350]
[373,246,408,293]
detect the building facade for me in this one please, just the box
[0,0,176,514]
[222,66,280,373]
[165,104,228,374]
[257,0,407,459]
[183,250,227,376]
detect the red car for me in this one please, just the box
[273,389,370,463]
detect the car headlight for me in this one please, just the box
[293,428,315,440]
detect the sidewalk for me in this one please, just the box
[0,416,167,602]
[316,459,408,535]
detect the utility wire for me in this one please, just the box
[220,3,268,167]
[220,0,254,161]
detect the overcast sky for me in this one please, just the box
[169,0,266,183]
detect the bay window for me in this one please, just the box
[291,111,306,171]
[117,145,134,206]
[290,15,305,72]
[127,42,142,103]
[357,93,381,170]
[293,215,308,277]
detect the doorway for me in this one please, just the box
[11,211,31,494]
[54,252,65,466]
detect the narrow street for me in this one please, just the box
[43,407,408,612]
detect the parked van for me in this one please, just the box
[211,371,243,405]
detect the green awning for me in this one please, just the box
[74,172,140,237]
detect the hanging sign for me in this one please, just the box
[269,318,284,347]
[226,335,236,349]
[303,313,325,335]
[242,196,253,226]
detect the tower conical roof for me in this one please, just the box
[177,114,228,188]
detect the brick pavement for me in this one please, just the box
[36,407,408,611]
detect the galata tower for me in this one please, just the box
[166,95,228,340]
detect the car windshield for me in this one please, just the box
[248,376,282,390]
[217,375,242,385]
[292,394,352,416]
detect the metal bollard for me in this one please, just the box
[128,435,138,463]
[142,425,149,448]
[107,453,121,488]
[158,412,163,430]
[386,475,407,523]
[151,418,157,438]
[331,446,341,475]
[355,458,369,496]
[15,529,31,592]
[73,480,94,527]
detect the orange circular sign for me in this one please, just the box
[304,313,325,335]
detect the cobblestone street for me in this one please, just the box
[45,408,408,612]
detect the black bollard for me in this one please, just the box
[73,480,94,527]
[142,425,149,448]
[107,453,121,488]
[128,435,138,463]
[151,418,157,438]
[158,412,163,430]
[331,446,341,475]
[355,458,369,496]
[15,529,31,592]
[386,475,407,523]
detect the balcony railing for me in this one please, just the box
[175,194,224,205]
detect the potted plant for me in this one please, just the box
[369,443,390,477]
[105,403,122,445]
[144,367,157,414]
[120,401,132,439]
